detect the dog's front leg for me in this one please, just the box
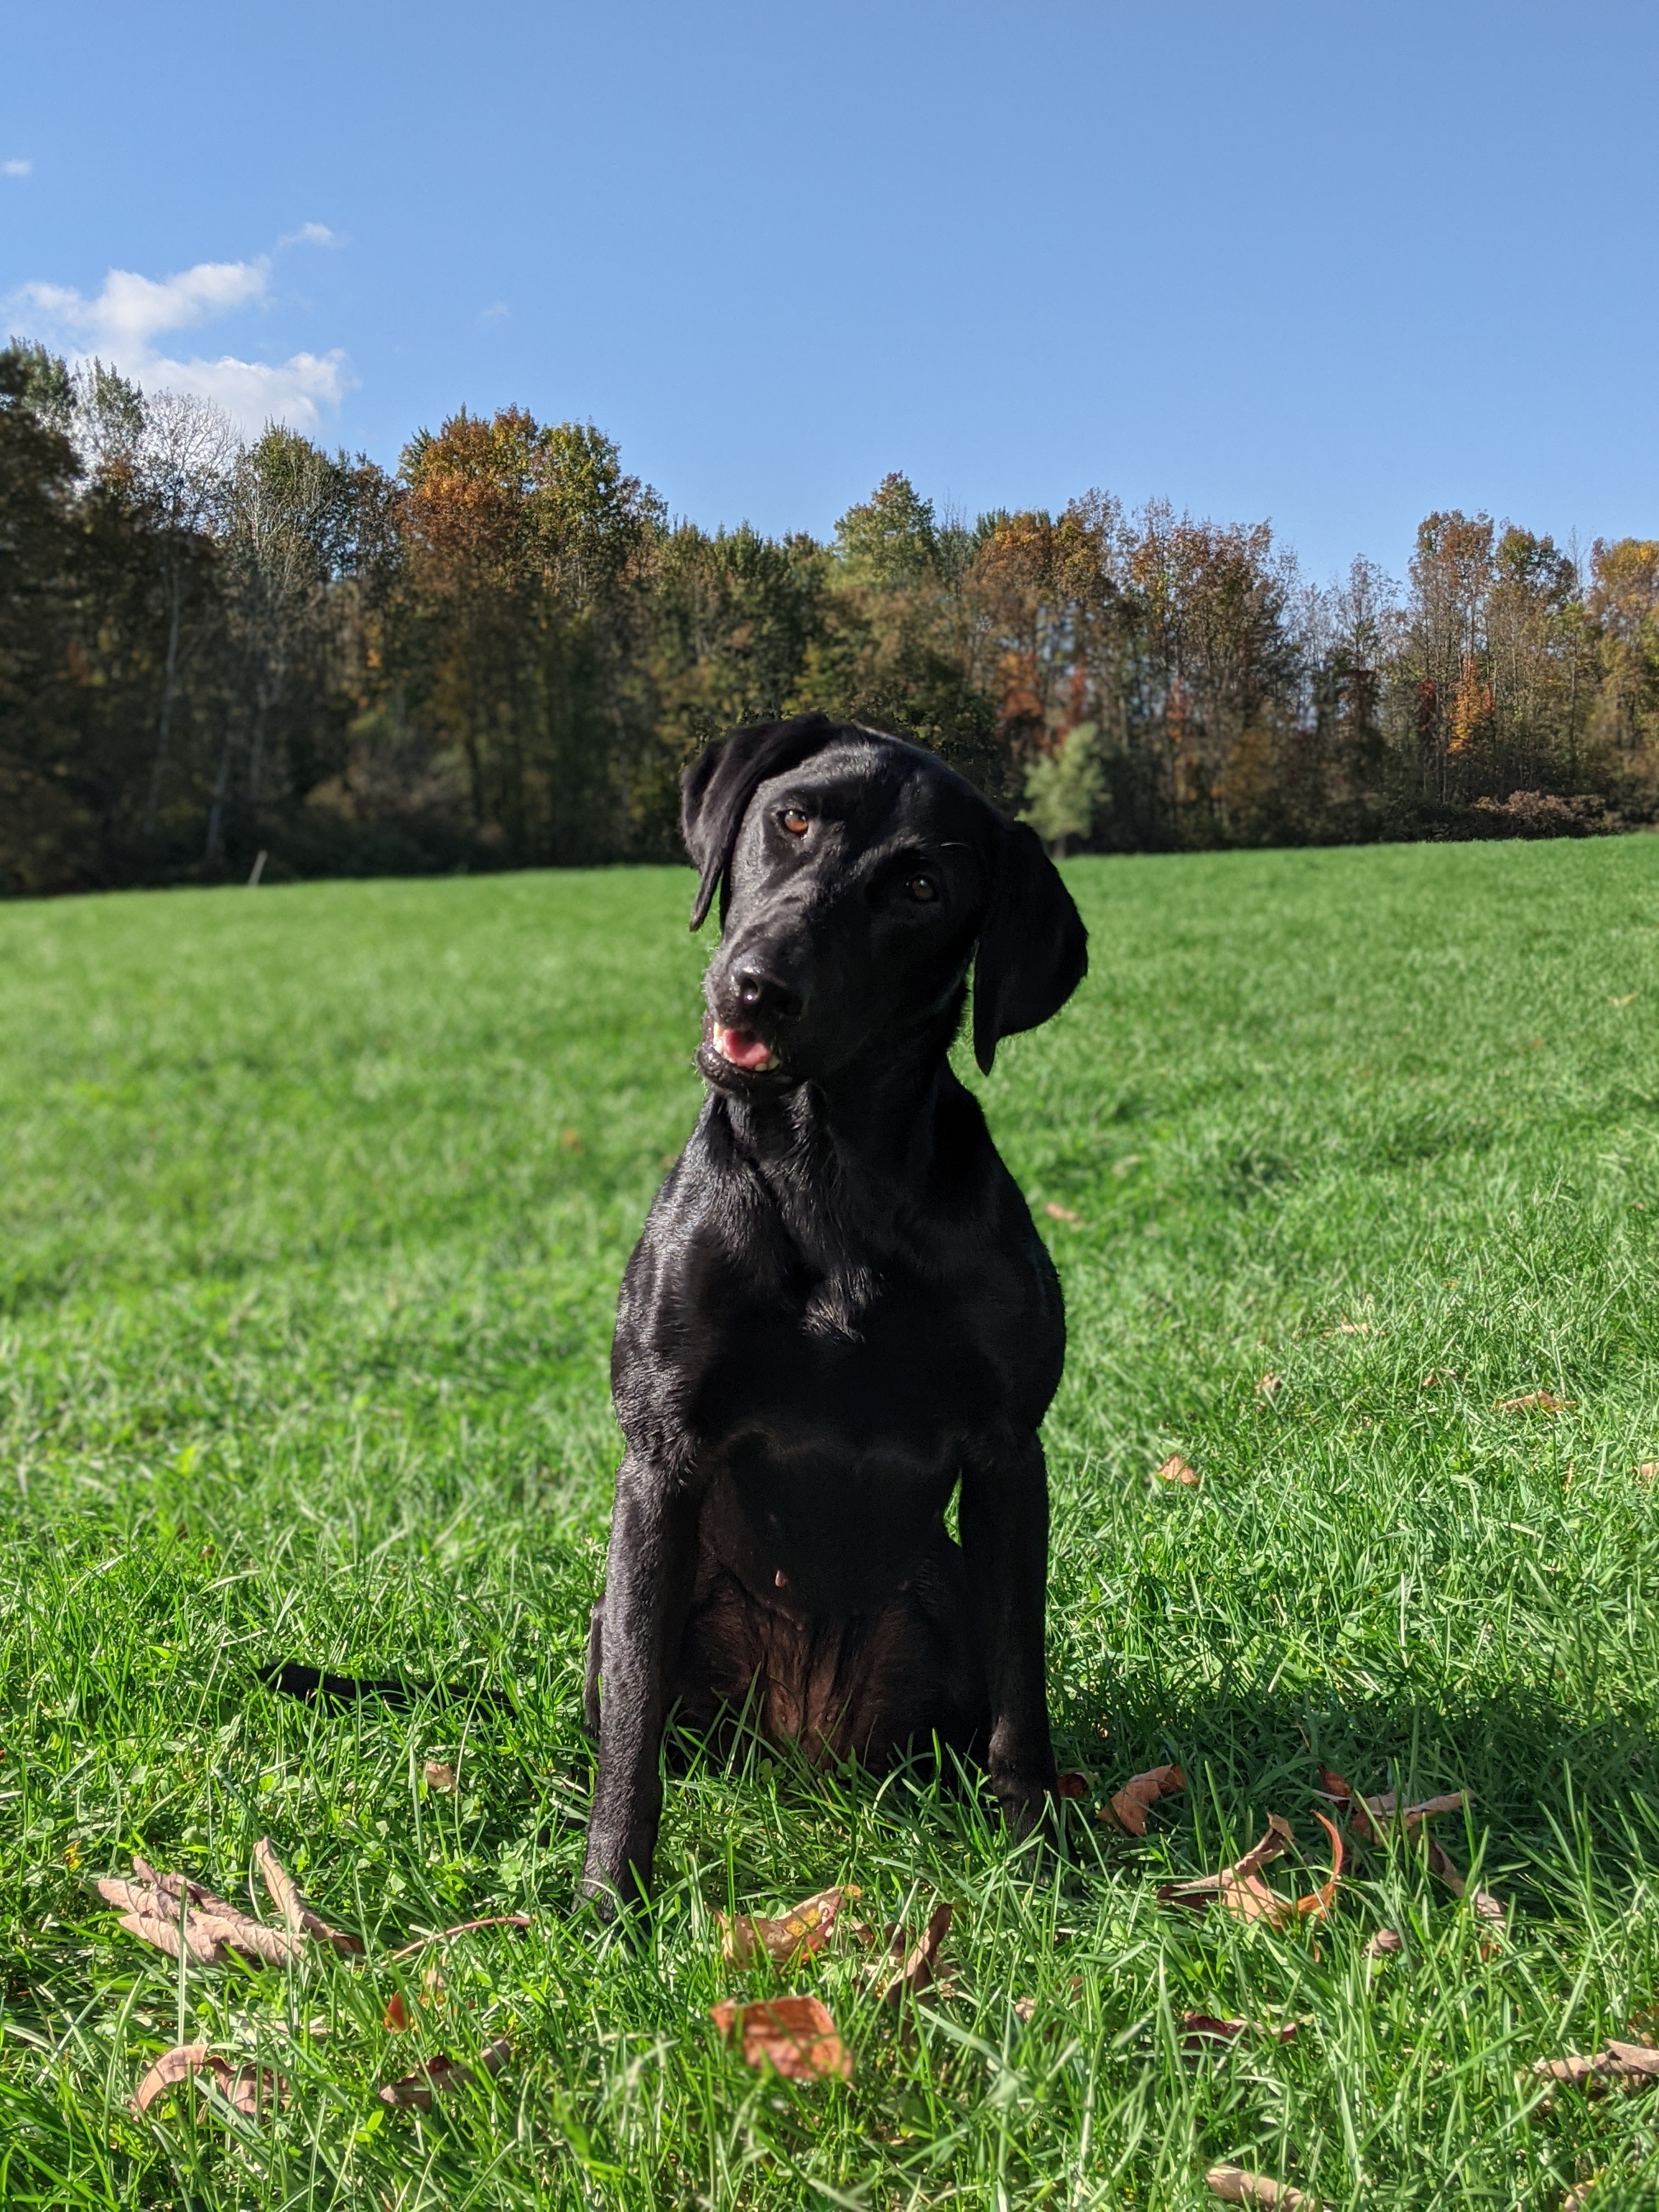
[960,1430,1057,1834]
[581,1449,699,1915]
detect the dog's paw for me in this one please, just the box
[990,1769,1057,1839]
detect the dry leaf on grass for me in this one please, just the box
[132,2044,288,2118]
[1256,1374,1282,1400]
[708,1995,851,2080]
[1181,2013,1297,2048]
[1496,1391,1574,1413]
[422,1760,458,1793]
[717,1886,851,1969]
[1206,2165,1326,2208]
[1333,1320,1369,1336]
[882,1901,953,2002]
[1638,1462,1658,1485]
[1422,1835,1503,1932]
[1043,1202,1081,1224]
[1157,1455,1201,1487]
[1321,1775,1502,1937]
[1318,1775,1463,1843]
[100,1865,296,1968]
[1533,2042,1659,2095]
[383,1914,531,1965]
[379,2035,510,2109]
[1054,1771,1088,1799]
[1365,1927,1403,1957]
[251,1837,362,1955]
[1100,1762,1187,1836]
[102,1844,360,1968]
[1160,1813,1343,1927]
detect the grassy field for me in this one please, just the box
[3,838,1659,2209]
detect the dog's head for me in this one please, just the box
[681,713,1087,1091]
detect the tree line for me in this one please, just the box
[3,336,1657,894]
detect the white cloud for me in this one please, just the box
[280,222,341,249]
[480,300,510,321]
[6,252,352,435]
[143,348,350,427]
[3,159,31,177]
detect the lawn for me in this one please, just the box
[2,838,1658,2209]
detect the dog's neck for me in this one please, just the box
[719,993,963,1193]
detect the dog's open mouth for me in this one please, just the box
[712,1025,779,1073]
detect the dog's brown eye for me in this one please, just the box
[907,874,938,903]
[780,808,810,837]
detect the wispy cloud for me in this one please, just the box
[480,301,510,322]
[279,222,341,249]
[3,159,30,178]
[7,251,351,434]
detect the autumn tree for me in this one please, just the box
[1587,538,1659,800]
[397,409,663,864]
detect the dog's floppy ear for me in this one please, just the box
[681,712,842,930]
[972,820,1088,1074]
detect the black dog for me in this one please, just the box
[581,713,1087,1911]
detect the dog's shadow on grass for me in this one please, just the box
[1056,1675,1659,1895]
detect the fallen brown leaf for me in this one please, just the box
[383,1990,410,2033]
[1043,1202,1080,1224]
[1206,2166,1324,2208]
[383,1914,532,1965]
[132,2044,288,2118]
[718,1886,850,1970]
[102,1847,360,1968]
[1497,1391,1573,1413]
[1256,1373,1282,1399]
[1334,1320,1369,1335]
[559,1127,583,1151]
[1181,2012,1298,2048]
[1423,1834,1503,1932]
[100,1871,296,1967]
[1101,1762,1187,1836]
[422,1760,458,1793]
[1365,1927,1403,1957]
[1012,1995,1037,2022]
[1157,1454,1200,1487]
[1533,2041,1659,2093]
[1054,1771,1088,1799]
[1161,1814,1293,1912]
[1160,1813,1342,1928]
[1319,1773,1463,1843]
[708,1995,851,2081]
[882,1901,953,2002]
[1638,1462,1658,1485]
[251,1838,362,1956]
[379,2035,510,2109]
[1321,1778,1501,1939]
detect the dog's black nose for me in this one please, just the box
[733,964,803,1020]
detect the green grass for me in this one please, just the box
[3,839,1659,2208]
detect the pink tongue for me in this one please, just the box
[716,1026,773,1070]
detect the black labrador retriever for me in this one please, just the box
[581,712,1087,1911]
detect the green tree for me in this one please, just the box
[1020,720,1103,856]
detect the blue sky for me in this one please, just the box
[4,1,1656,581]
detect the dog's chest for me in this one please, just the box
[697,1258,1002,1460]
